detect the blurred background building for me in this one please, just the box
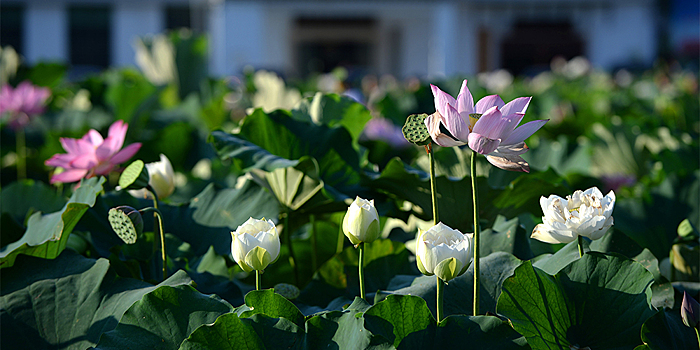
[0,0,697,79]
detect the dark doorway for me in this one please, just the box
[501,21,584,75]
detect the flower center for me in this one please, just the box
[468,113,482,131]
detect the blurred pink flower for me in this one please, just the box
[362,117,410,149]
[0,81,51,130]
[45,120,142,184]
[426,79,548,172]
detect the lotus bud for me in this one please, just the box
[108,206,144,244]
[342,196,381,245]
[415,222,472,283]
[231,218,281,272]
[681,291,700,329]
[127,154,175,200]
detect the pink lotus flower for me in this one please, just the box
[425,79,548,172]
[0,81,51,130]
[45,120,142,184]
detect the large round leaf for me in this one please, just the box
[363,294,527,349]
[209,108,361,193]
[299,239,415,307]
[637,309,699,350]
[304,297,373,349]
[379,252,523,317]
[497,252,656,349]
[0,250,191,350]
[0,177,105,268]
[94,285,233,350]
[236,289,305,329]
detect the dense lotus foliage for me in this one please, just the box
[1,33,699,349]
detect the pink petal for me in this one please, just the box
[485,152,530,173]
[472,106,516,140]
[502,119,549,145]
[82,129,104,146]
[93,162,116,176]
[95,136,121,161]
[468,132,501,154]
[109,142,141,164]
[431,84,457,118]
[107,120,127,149]
[425,113,466,147]
[494,141,529,156]
[45,153,77,168]
[501,97,531,117]
[474,95,505,114]
[440,110,470,142]
[59,137,88,155]
[70,153,98,169]
[455,80,474,116]
[50,168,88,184]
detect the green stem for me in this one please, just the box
[145,186,166,281]
[285,212,299,285]
[358,242,366,301]
[16,127,26,181]
[256,270,262,291]
[428,144,439,224]
[578,235,585,258]
[436,276,445,324]
[310,214,317,272]
[695,327,699,347]
[471,151,480,316]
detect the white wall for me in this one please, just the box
[112,1,163,67]
[586,2,657,69]
[16,0,658,77]
[24,0,66,63]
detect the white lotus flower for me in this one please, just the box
[342,197,381,245]
[231,217,281,272]
[531,187,615,244]
[129,154,175,200]
[416,222,472,282]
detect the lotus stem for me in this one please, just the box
[436,276,445,324]
[471,151,480,316]
[16,127,26,181]
[144,187,167,281]
[358,242,366,301]
[285,212,299,285]
[427,144,439,224]
[256,270,262,291]
[578,235,585,258]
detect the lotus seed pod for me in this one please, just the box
[108,206,144,244]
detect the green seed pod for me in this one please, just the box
[402,113,432,146]
[118,160,150,191]
[108,206,144,244]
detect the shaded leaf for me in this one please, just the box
[381,252,523,318]
[304,297,373,349]
[94,285,232,350]
[0,177,105,268]
[0,251,191,350]
[497,252,655,350]
[363,294,435,348]
[237,289,305,329]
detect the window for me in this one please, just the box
[501,22,584,75]
[294,17,377,77]
[69,6,111,69]
[1,5,24,54]
[165,5,190,30]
